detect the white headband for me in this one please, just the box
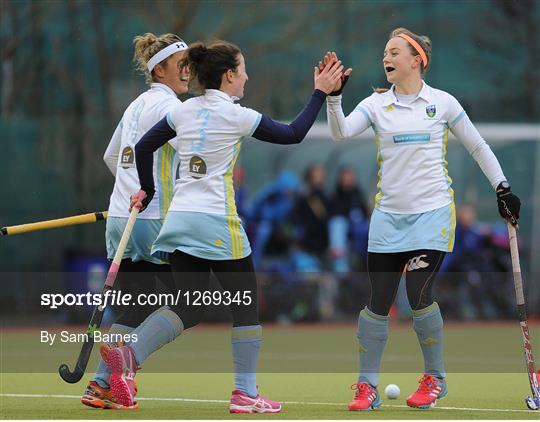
[147,41,188,73]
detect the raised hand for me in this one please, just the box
[318,51,353,95]
[314,58,344,94]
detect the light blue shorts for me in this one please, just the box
[151,211,251,262]
[368,203,456,253]
[106,217,164,264]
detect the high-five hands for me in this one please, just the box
[318,51,353,96]
[314,58,345,95]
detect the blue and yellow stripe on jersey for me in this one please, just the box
[224,142,243,259]
[156,143,176,220]
[442,127,456,250]
[374,132,384,208]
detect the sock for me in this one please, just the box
[357,307,389,387]
[129,306,183,365]
[232,325,262,398]
[412,302,446,378]
[94,323,133,388]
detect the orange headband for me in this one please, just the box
[398,33,428,68]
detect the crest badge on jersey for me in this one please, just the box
[188,156,207,179]
[426,105,436,118]
[120,146,135,168]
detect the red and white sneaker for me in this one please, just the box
[229,389,281,414]
[406,374,448,409]
[101,344,139,409]
[348,382,382,411]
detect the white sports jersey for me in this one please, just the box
[166,89,261,215]
[327,81,506,214]
[104,83,180,219]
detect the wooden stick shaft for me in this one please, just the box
[1,212,108,236]
[104,207,139,287]
[507,224,525,307]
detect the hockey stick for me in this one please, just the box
[58,201,141,383]
[507,223,540,410]
[1,211,108,236]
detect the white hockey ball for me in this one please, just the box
[384,384,400,399]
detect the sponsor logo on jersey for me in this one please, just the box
[188,156,207,179]
[120,146,135,168]
[426,104,436,118]
[407,254,429,271]
[385,105,394,112]
[393,133,431,144]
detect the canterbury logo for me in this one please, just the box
[407,255,429,271]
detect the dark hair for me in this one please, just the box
[185,40,241,94]
[133,33,185,84]
[374,27,433,94]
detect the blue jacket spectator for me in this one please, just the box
[246,171,300,267]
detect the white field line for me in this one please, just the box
[1,393,538,413]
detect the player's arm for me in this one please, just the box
[252,59,343,145]
[252,90,327,144]
[327,96,371,141]
[131,117,176,210]
[450,111,521,225]
[103,120,123,176]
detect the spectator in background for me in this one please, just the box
[246,170,300,267]
[291,163,331,271]
[440,205,514,320]
[329,166,370,272]
[440,204,485,273]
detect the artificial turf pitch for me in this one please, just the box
[1,323,539,419]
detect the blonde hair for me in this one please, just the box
[374,27,432,94]
[133,33,185,84]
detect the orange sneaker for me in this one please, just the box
[348,382,382,411]
[406,374,447,409]
[81,380,138,410]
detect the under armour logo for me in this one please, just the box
[407,255,429,271]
